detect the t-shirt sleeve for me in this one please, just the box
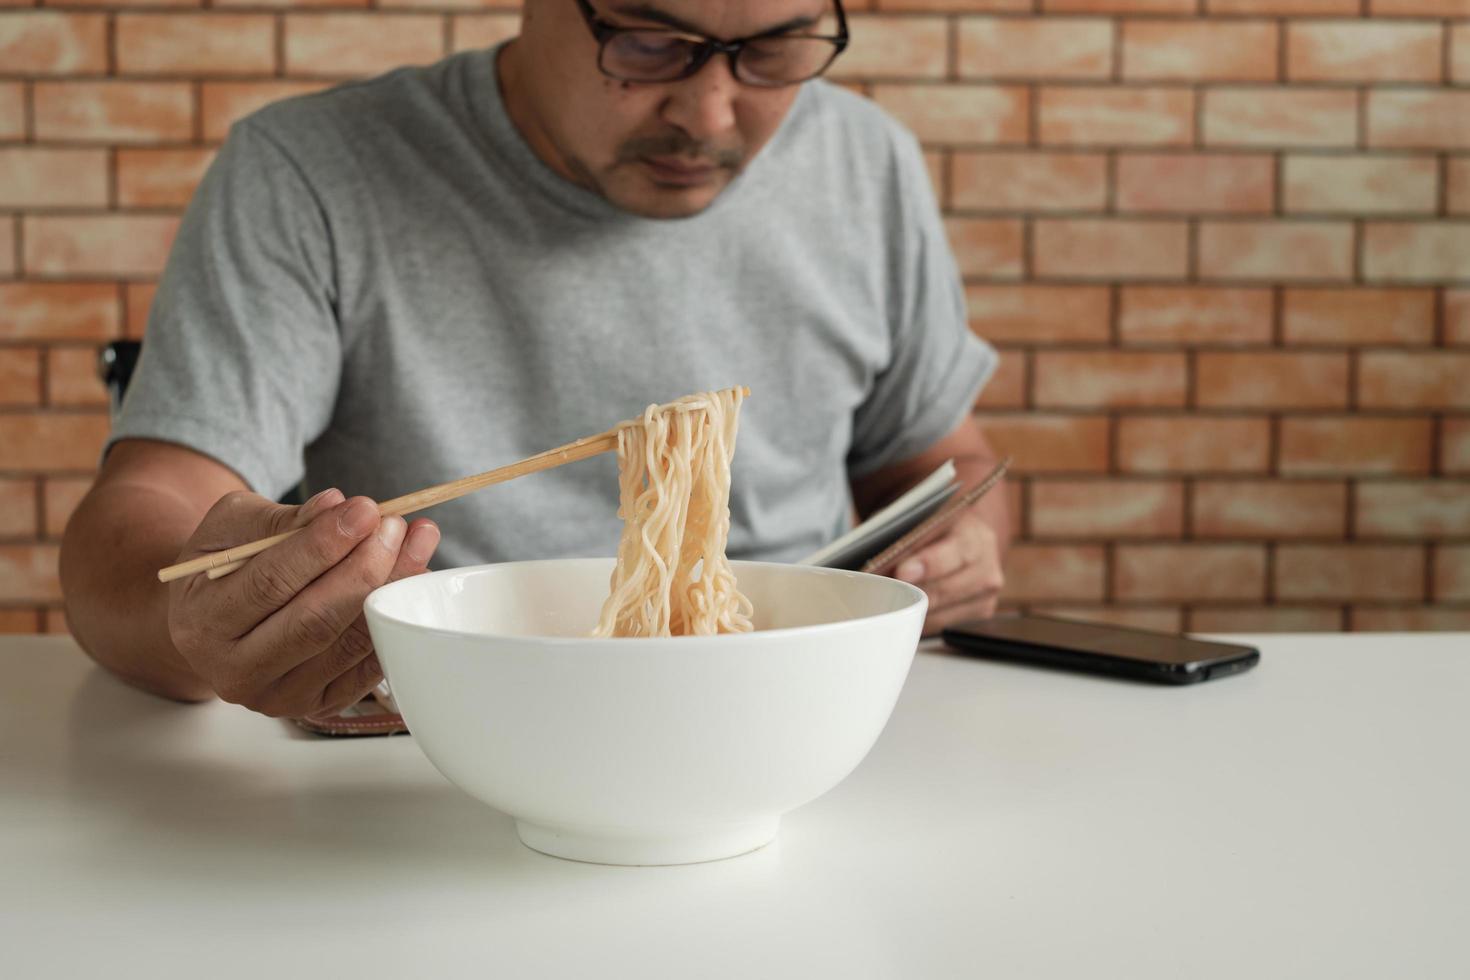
[847,131,998,480]
[106,120,342,499]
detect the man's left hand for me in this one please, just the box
[891,507,1005,636]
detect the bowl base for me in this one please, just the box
[515,816,780,866]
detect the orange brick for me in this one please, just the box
[1358,351,1470,409]
[0,216,12,276]
[201,81,333,140]
[873,84,1029,145]
[1118,287,1273,345]
[0,283,119,341]
[1357,481,1470,537]
[23,215,180,278]
[1038,86,1194,146]
[284,15,448,77]
[116,147,216,208]
[42,608,71,635]
[1288,21,1442,84]
[115,14,277,76]
[957,17,1113,80]
[1453,24,1469,84]
[0,148,108,209]
[1282,155,1437,215]
[1196,351,1349,409]
[951,151,1107,211]
[1030,478,1183,537]
[43,476,92,539]
[1279,416,1433,475]
[1115,544,1267,601]
[1192,479,1347,537]
[1001,544,1107,601]
[878,0,1030,11]
[0,11,107,74]
[1034,351,1187,407]
[48,0,201,6]
[833,15,947,80]
[0,349,42,407]
[1448,290,1470,345]
[1203,88,1357,148]
[1450,158,1470,215]
[1117,416,1271,473]
[1282,288,1435,345]
[1188,606,1345,632]
[1036,605,1184,632]
[1276,545,1423,601]
[1367,90,1470,150]
[0,82,22,140]
[450,13,522,54]
[1115,153,1274,214]
[1122,20,1278,82]
[0,545,62,603]
[125,282,158,338]
[215,0,364,7]
[944,218,1024,278]
[1362,222,1470,283]
[0,411,109,471]
[0,479,37,538]
[1033,219,1188,279]
[0,609,41,634]
[1198,221,1353,281]
[1434,420,1470,473]
[382,0,514,8]
[975,413,1110,472]
[33,81,193,143]
[1044,0,1194,12]
[975,349,1026,408]
[1368,0,1470,15]
[965,284,1111,342]
[1351,606,1470,631]
[1208,0,1357,14]
[46,346,107,408]
[1437,545,1470,600]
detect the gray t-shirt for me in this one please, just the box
[111,46,996,567]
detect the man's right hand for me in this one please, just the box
[166,488,440,719]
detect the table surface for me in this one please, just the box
[3,632,1467,979]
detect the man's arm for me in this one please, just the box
[60,439,441,715]
[61,440,251,701]
[850,415,1010,634]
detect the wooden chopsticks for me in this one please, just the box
[156,387,749,584]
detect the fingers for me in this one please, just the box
[289,519,440,718]
[203,496,384,639]
[248,514,405,673]
[891,516,1005,634]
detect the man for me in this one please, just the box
[60,0,1009,721]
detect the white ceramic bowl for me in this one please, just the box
[363,559,926,866]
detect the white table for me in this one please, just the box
[3,633,1467,979]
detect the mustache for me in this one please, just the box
[618,133,743,169]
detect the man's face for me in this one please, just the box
[505,0,832,219]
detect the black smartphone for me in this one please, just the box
[941,615,1260,685]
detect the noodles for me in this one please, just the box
[593,388,754,638]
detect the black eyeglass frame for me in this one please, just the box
[572,0,850,88]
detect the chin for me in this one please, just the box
[603,174,731,220]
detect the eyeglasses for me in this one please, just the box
[573,0,849,89]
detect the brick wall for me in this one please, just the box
[1,1,1467,634]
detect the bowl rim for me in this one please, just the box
[363,558,928,648]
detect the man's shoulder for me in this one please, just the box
[238,52,473,150]
[795,80,920,157]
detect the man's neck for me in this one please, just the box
[495,41,585,191]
